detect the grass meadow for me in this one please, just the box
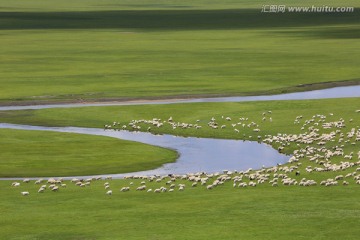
[0,0,359,103]
[1,179,360,240]
[1,98,359,239]
[0,129,177,177]
[0,0,359,239]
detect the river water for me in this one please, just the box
[0,85,358,179]
[0,123,289,180]
[0,85,359,111]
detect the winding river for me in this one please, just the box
[0,85,359,179]
[0,123,289,180]
[0,85,359,111]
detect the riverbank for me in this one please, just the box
[0,81,359,109]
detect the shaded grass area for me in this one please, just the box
[0,9,359,30]
[1,179,359,240]
[1,0,359,12]
[0,129,177,177]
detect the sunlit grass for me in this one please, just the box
[0,129,177,177]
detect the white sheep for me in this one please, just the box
[71,178,79,183]
[136,186,146,191]
[35,179,43,184]
[21,191,29,196]
[11,182,20,187]
[120,187,130,192]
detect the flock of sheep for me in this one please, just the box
[104,113,269,135]
[11,109,360,196]
[11,162,360,197]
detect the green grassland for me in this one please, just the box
[1,177,360,240]
[0,0,359,104]
[1,84,359,239]
[1,0,360,239]
[0,129,177,177]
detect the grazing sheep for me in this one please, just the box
[120,187,130,192]
[206,185,213,190]
[335,175,343,181]
[136,186,146,191]
[47,178,57,184]
[71,178,79,183]
[21,191,29,196]
[11,182,20,187]
[248,182,257,187]
[35,179,43,184]
[23,179,30,183]
[106,190,112,195]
